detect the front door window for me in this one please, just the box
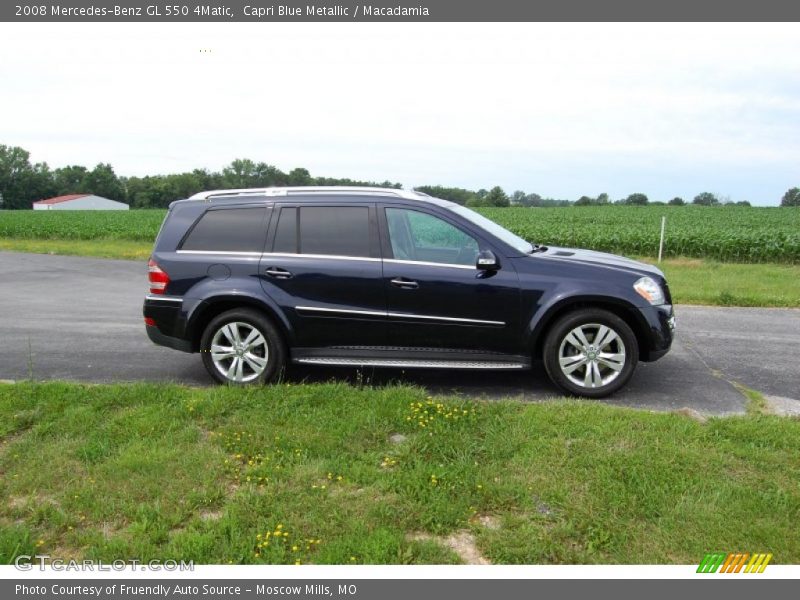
[385,208,479,266]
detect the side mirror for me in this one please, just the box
[476,250,500,271]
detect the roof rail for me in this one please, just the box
[188,186,425,201]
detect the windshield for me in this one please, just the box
[446,205,534,254]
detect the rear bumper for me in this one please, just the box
[146,324,192,353]
[637,304,675,362]
[143,295,192,353]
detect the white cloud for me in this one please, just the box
[1,22,798,204]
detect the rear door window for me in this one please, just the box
[272,207,298,253]
[300,206,371,257]
[271,205,372,258]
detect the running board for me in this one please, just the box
[293,357,529,370]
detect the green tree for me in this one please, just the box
[315,175,399,189]
[53,165,89,195]
[668,197,685,206]
[414,185,476,205]
[192,168,224,191]
[484,186,510,207]
[520,192,542,207]
[624,193,649,205]
[20,162,57,204]
[288,167,312,186]
[575,195,594,206]
[781,187,800,207]
[0,144,33,209]
[596,193,610,205]
[693,192,719,206]
[83,163,125,201]
[222,158,258,188]
[0,145,57,209]
[511,190,526,205]
[736,200,751,207]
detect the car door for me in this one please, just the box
[379,205,523,353]
[259,202,386,348]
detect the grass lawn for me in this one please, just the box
[0,238,151,261]
[642,258,800,308]
[1,381,798,565]
[1,238,798,307]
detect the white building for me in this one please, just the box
[32,194,129,210]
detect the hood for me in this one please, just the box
[535,246,665,279]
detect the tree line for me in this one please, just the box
[0,145,401,210]
[1,144,798,209]
[410,186,800,208]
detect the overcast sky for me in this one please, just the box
[1,23,798,205]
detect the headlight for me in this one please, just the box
[633,276,665,305]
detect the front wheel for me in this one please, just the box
[200,309,286,385]
[543,308,639,398]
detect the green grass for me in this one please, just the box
[644,258,800,308]
[1,381,798,565]
[733,383,772,416]
[0,238,151,261]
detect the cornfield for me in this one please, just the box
[480,206,800,263]
[1,205,798,263]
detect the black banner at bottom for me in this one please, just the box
[3,579,796,600]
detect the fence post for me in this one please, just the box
[658,216,666,263]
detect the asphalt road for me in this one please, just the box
[2,252,798,415]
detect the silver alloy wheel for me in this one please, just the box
[557,322,627,389]
[210,321,269,383]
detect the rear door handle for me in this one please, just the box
[265,267,293,279]
[390,277,419,290]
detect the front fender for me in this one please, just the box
[525,290,651,355]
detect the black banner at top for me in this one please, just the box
[3,0,800,22]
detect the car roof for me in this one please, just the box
[177,186,456,209]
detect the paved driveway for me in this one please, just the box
[1,252,798,415]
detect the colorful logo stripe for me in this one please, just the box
[697,552,772,573]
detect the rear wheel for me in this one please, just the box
[200,309,285,385]
[543,308,638,398]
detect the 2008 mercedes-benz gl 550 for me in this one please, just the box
[143,187,674,397]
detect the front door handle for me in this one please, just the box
[390,277,419,290]
[265,267,293,279]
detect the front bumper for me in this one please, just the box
[636,303,675,362]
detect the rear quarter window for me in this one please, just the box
[181,207,268,253]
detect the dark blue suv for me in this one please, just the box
[144,187,674,397]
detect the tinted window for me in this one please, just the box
[298,206,371,257]
[181,207,267,252]
[386,208,479,266]
[272,207,297,253]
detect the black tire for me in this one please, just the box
[542,308,639,398]
[200,308,286,386]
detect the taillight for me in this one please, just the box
[144,317,156,327]
[148,258,170,294]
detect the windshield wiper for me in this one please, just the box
[529,244,548,254]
